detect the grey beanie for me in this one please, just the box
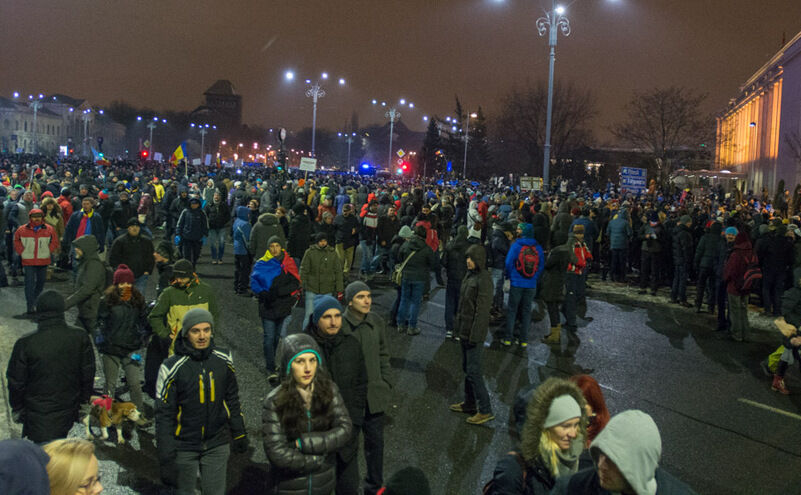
[543,394,582,428]
[679,215,692,225]
[267,235,284,249]
[398,225,414,239]
[181,308,214,337]
[345,281,370,304]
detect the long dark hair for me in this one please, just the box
[274,366,336,440]
[103,284,145,310]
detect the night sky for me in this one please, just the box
[3,0,801,142]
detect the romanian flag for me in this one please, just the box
[169,142,187,167]
[91,147,110,166]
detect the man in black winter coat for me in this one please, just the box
[306,295,368,495]
[756,220,794,316]
[109,218,155,295]
[334,204,360,276]
[442,225,470,338]
[671,215,694,306]
[6,290,95,443]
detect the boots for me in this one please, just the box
[541,325,561,345]
[772,375,790,395]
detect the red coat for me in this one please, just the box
[723,233,754,296]
[14,223,59,266]
[58,195,73,225]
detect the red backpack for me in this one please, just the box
[415,220,439,252]
[739,253,762,292]
[515,245,541,278]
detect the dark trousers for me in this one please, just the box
[717,279,729,331]
[762,270,784,316]
[336,434,360,495]
[564,273,585,330]
[23,265,47,312]
[234,254,252,293]
[461,342,491,414]
[361,411,385,495]
[610,248,626,282]
[640,251,659,291]
[671,263,688,302]
[547,301,561,327]
[181,240,202,267]
[444,281,461,332]
[696,266,716,310]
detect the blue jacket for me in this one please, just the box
[232,206,252,256]
[606,212,632,250]
[64,209,106,252]
[505,237,545,289]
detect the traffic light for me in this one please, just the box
[401,162,409,171]
[140,150,149,160]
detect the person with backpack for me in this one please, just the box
[502,223,545,347]
[396,225,436,336]
[64,235,108,334]
[486,377,587,494]
[723,231,757,342]
[97,264,148,415]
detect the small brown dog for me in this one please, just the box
[81,395,141,444]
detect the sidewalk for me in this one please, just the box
[585,273,778,343]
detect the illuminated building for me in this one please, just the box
[716,30,801,194]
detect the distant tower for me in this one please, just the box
[203,80,242,132]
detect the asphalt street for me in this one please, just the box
[2,242,801,494]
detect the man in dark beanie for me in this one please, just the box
[155,308,247,493]
[6,290,95,443]
[379,466,431,495]
[305,294,367,494]
[109,216,155,296]
[341,281,394,495]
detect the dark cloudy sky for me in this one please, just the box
[3,0,801,142]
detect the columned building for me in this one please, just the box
[716,30,801,194]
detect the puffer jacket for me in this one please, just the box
[64,235,107,319]
[455,245,493,344]
[540,243,572,303]
[489,225,511,270]
[97,295,147,357]
[398,235,436,283]
[261,335,352,495]
[176,206,209,242]
[694,223,721,269]
[250,212,286,259]
[550,202,574,247]
[155,336,246,459]
[300,244,343,295]
[109,233,155,278]
[672,224,693,265]
[13,220,59,266]
[442,226,470,282]
[606,210,632,250]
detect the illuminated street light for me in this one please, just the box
[372,97,416,170]
[285,70,295,81]
[463,112,479,178]
[537,1,571,189]
[287,71,346,157]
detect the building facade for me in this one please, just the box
[716,30,801,194]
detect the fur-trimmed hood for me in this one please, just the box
[520,377,588,464]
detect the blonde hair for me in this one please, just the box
[539,430,563,476]
[43,438,96,495]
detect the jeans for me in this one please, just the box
[671,263,688,302]
[505,286,536,342]
[491,268,504,309]
[208,228,225,261]
[174,443,230,495]
[23,265,47,312]
[101,353,143,410]
[610,248,626,282]
[370,244,390,273]
[564,273,584,330]
[444,281,461,332]
[135,274,148,297]
[359,240,375,274]
[461,342,492,414]
[396,280,425,329]
[262,317,286,373]
[361,411,385,495]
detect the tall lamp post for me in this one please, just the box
[285,71,346,158]
[138,116,166,157]
[28,94,44,153]
[537,2,570,190]
[462,112,478,179]
[191,123,217,162]
[372,98,416,170]
[338,132,357,170]
[81,109,93,157]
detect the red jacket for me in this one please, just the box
[14,223,59,266]
[567,240,592,275]
[724,233,754,296]
[57,195,73,225]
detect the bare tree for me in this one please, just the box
[490,80,596,178]
[611,87,713,182]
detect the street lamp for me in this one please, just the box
[537,1,570,190]
[463,112,478,179]
[338,132,357,170]
[191,123,217,160]
[12,92,45,153]
[372,98,416,170]
[286,70,346,157]
[139,115,166,158]
[81,109,92,156]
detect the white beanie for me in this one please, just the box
[543,394,582,428]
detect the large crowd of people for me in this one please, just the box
[6,150,798,493]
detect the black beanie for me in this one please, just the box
[35,289,65,314]
[173,259,194,278]
[383,466,431,495]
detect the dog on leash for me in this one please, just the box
[81,395,141,444]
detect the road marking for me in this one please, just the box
[738,398,801,421]
[426,301,445,309]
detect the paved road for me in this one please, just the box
[2,243,801,494]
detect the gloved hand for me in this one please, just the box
[174,235,181,246]
[233,435,248,454]
[201,236,207,246]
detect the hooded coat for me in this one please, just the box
[455,244,493,344]
[398,234,436,283]
[6,290,95,443]
[551,201,574,247]
[551,410,697,495]
[540,243,574,303]
[442,225,470,282]
[288,211,313,259]
[250,212,287,259]
[490,378,587,494]
[723,232,755,296]
[232,206,252,256]
[607,210,633,250]
[64,235,107,319]
[261,334,353,495]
